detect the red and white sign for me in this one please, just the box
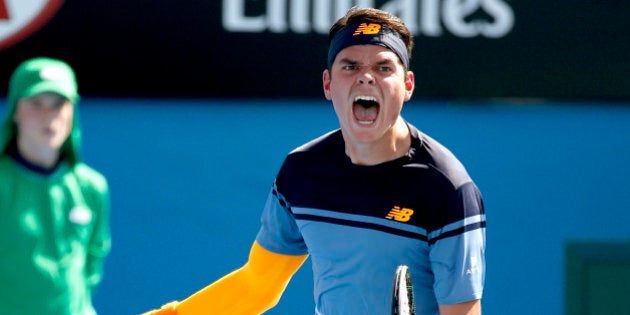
[0,0,64,50]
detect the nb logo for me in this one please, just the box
[353,23,381,36]
[385,206,414,222]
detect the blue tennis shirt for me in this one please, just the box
[257,123,485,314]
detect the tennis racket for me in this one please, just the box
[391,264,415,315]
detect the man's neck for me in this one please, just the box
[344,118,411,166]
[15,141,62,171]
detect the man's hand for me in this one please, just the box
[141,301,179,315]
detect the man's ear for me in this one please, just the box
[322,69,332,100]
[404,71,415,101]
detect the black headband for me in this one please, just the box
[328,22,410,69]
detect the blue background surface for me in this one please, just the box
[2,99,629,314]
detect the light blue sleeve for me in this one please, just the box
[430,215,485,304]
[255,185,308,256]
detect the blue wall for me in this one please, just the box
[2,99,630,314]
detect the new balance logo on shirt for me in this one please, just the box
[386,206,414,222]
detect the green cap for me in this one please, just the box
[8,57,79,105]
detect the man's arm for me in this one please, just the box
[143,241,308,315]
[439,299,481,315]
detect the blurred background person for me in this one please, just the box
[0,57,111,315]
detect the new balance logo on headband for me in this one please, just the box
[353,23,381,36]
[328,22,410,68]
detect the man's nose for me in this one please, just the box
[357,69,375,85]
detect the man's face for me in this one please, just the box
[323,44,414,145]
[13,92,74,151]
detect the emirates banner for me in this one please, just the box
[1,0,628,100]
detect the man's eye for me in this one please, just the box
[377,66,392,72]
[28,100,44,108]
[342,65,358,71]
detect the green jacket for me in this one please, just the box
[0,86,111,314]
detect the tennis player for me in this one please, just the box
[144,6,485,315]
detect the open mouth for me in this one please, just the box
[353,95,379,125]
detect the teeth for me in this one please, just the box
[354,95,377,102]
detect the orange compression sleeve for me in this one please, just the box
[142,301,179,315]
[177,241,308,315]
